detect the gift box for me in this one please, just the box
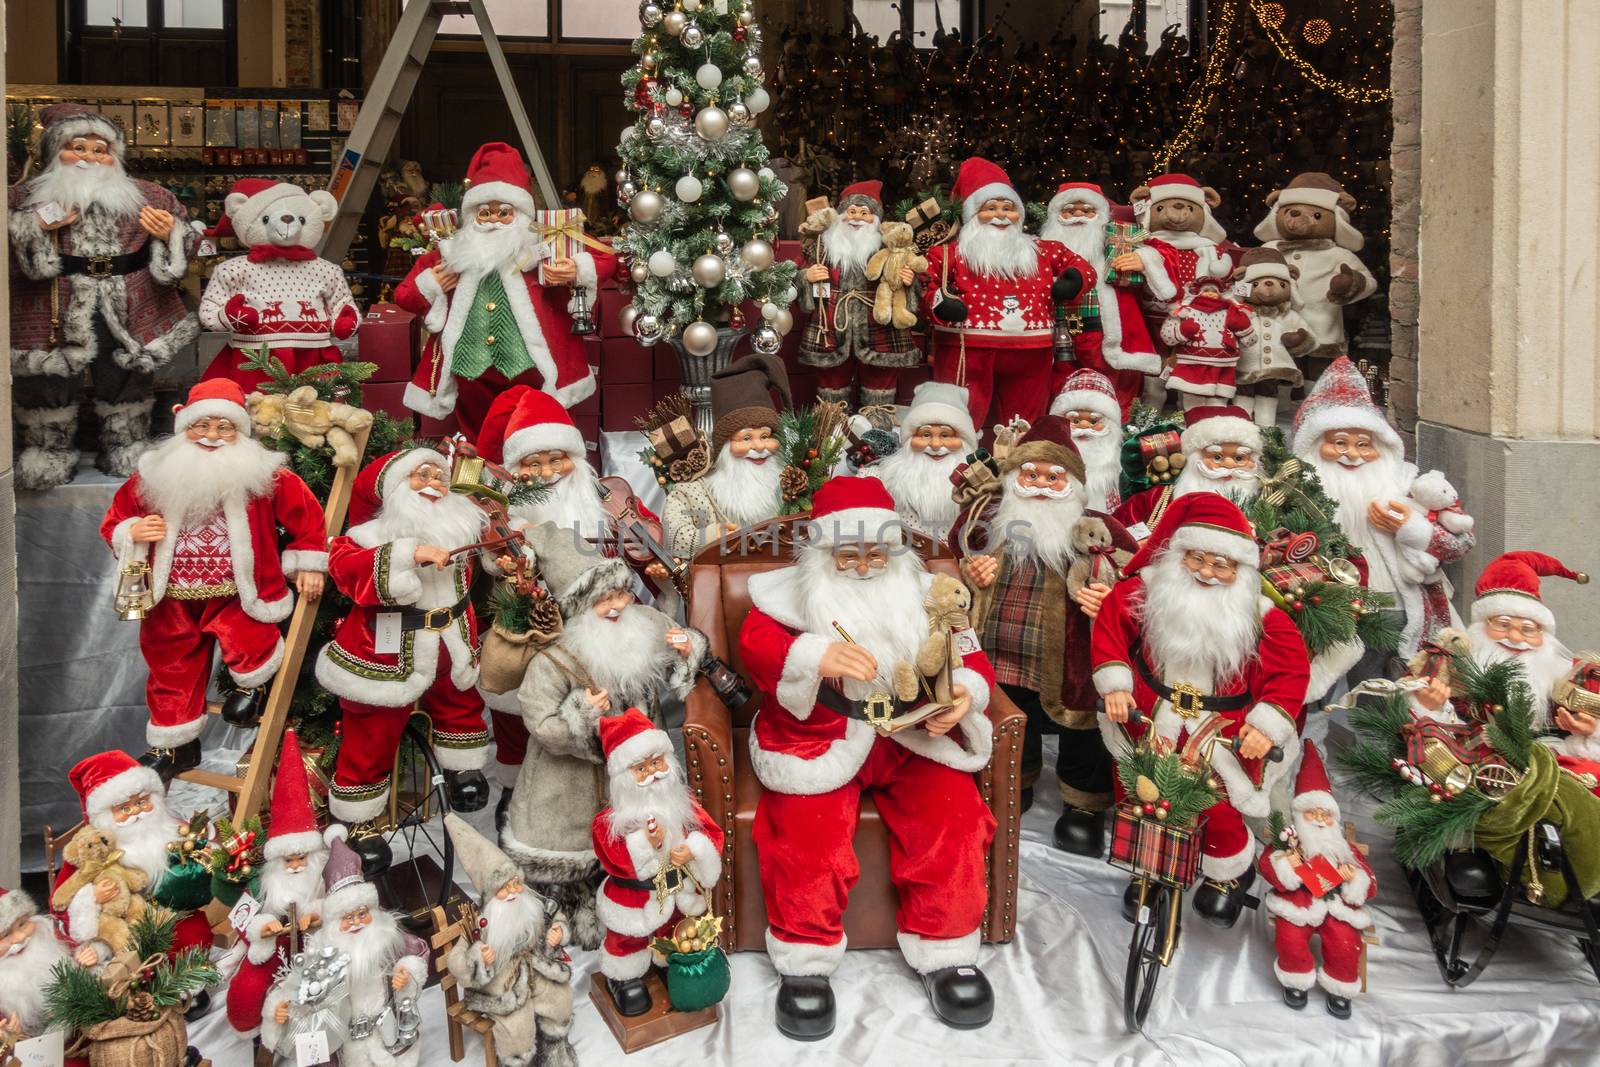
[359,304,418,382]
[362,382,410,420]
[600,289,635,338]
[418,414,458,439]
[603,383,653,431]
[655,342,680,382]
[1105,220,1147,287]
[601,337,653,384]
[1262,561,1328,599]
[1108,804,1204,888]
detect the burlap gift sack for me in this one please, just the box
[479,623,541,696]
[79,1006,187,1067]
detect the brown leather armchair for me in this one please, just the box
[681,518,1025,952]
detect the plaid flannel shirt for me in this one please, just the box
[978,553,1048,690]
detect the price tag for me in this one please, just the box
[294,1029,331,1067]
[1126,521,1151,542]
[229,891,262,933]
[197,238,219,257]
[953,628,981,656]
[375,612,403,653]
[11,1031,65,1067]
[34,201,69,226]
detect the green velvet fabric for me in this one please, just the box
[664,947,731,1012]
[1473,743,1600,908]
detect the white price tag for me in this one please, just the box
[34,201,69,226]
[377,1006,398,1046]
[294,1029,331,1067]
[375,612,403,653]
[953,628,981,656]
[11,1031,65,1067]
[229,891,262,933]
[1126,521,1151,542]
[197,238,219,257]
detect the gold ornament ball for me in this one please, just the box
[1169,452,1187,469]
[662,10,686,35]
[726,166,760,202]
[695,105,730,143]
[1151,455,1169,473]
[773,307,794,335]
[692,253,726,287]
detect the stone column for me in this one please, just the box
[1414,0,1600,647]
[0,0,20,888]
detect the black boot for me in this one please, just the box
[220,686,266,727]
[1282,986,1308,1010]
[185,1047,203,1067]
[1325,993,1352,1019]
[140,740,201,782]
[1019,786,1035,814]
[607,976,652,1017]
[183,990,210,1023]
[1444,849,1502,906]
[921,965,993,1030]
[444,769,490,812]
[775,975,835,1041]
[345,820,392,877]
[1191,866,1255,929]
[1052,807,1106,857]
[495,786,514,835]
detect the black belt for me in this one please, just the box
[59,246,151,278]
[399,593,471,632]
[612,867,689,894]
[1132,647,1251,716]
[1078,315,1103,332]
[815,683,920,724]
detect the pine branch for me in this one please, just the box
[131,907,178,960]
[1377,788,1495,867]
[45,959,118,1031]
[147,947,221,1007]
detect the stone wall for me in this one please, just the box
[1386,0,1420,454]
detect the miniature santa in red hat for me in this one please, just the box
[921,157,1093,430]
[591,708,723,1018]
[1114,405,1264,540]
[1258,741,1376,1019]
[396,141,613,435]
[1463,552,1588,727]
[1093,493,1309,926]
[1127,173,1235,311]
[100,378,328,776]
[740,475,998,1038]
[1048,367,1126,512]
[0,886,93,1061]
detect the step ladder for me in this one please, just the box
[319,0,560,265]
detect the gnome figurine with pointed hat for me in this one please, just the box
[396,141,614,435]
[1258,742,1376,1019]
[101,380,328,779]
[444,814,575,1067]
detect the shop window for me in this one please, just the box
[405,0,550,39]
[561,0,645,41]
[84,0,150,27]
[852,0,963,45]
[164,0,226,29]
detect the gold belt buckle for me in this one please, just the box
[862,691,896,728]
[86,255,115,278]
[1168,682,1206,719]
[423,606,454,631]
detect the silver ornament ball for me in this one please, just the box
[751,325,781,354]
[714,230,735,254]
[741,238,775,269]
[728,102,751,127]
[743,54,763,77]
[645,116,667,140]
[692,253,726,287]
[630,188,664,223]
[662,10,686,35]
[634,312,663,345]
[726,167,760,202]
[694,105,730,142]
[640,2,663,26]
[618,305,640,336]
[738,8,754,26]
[681,23,704,48]
[681,320,720,356]
[619,178,638,201]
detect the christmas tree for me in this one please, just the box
[616,0,799,359]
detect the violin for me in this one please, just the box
[597,475,687,591]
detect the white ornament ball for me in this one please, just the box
[682,320,719,356]
[741,238,775,269]
[629,188,664,223]
[738,8,754,25]
[774,308,794,335]
[760,301,781,321]
[727,102,751,127]
[695,63,723,91]
[681,23,704,48]
[640,2,663,26]
[692,253,726,287]
[629,262,650,284]
[726,167,760,201]
[758,166,775,180]
[751,325,781,355]
[663,10,686,35]
[682,0,700,10]
[695,106,730,142]
[664,86,684,107]
[621,125,638,143]
[745,86,771,114]
[647,250,677,277]
[618,305,640,336]
[782,285,797,304]
[675,175,704,203]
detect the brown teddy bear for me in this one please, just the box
[247,385,375,468]
[1064,518,1133,603]
[51,826,151,954]
[865,221,929,329]
[893,573,972,703]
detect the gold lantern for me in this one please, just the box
[114,559,155,621]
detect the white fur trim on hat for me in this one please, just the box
[323,881,379,918]
[1050,388,1121,425]
[1046,187,1110,220]
[1471,592,1556,630]
[225,182,303,229]
[900,400,976,446]
[84,765,166,824]
[962,182,1023,221]
[1242,261,1293,283]
[174,398,252,436]
[1291,406,1402,460]
[809,507,906,546]
[264,830,327,863]
[380,448,450,503]
[0,889,38,930]
[606,726,673,775]
[1292,790,1338,816]
[1150,183,1206,207]
[1181,416,1262,456]
[43,114,126,156]
[501,423,585,469]
[461,181,537,220]
[1168,524,1261,570]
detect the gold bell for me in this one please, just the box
[114,559,155,621]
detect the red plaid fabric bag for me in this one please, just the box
[1108,805,1204,887]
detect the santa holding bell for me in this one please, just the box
[100,378,328,777]
[0,887,93,1061]
[868,380,976,539]
[397,141,611,434]
[921,157,1092,430]
[740,476,998,1039]
[592,707,723,1018]
[1092,493,1310,927]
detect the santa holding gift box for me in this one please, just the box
[1128,173,1236,315]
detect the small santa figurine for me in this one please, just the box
[1047,368,1126,513]
[1129,173,1235,318]
[1038,182,1162,415]
[1093,494,1310,927]
[592,708,723,1017]
[315,447,495,871]
[662,353,791,559]
[798,180,922,411]
[1158,275,1256,410]
[100,379,328,775]
[225,729,330,1039]
[1549,655,1600,774]
[868,380,976,539]
[8,102,198,490]
[1114,405,1263,541]
[921,157,1091,430]
[443,814,575,1067]
[740,476,998,1039]
[396,141,611,433]
[0,888,93,1060]
[1259,742,1376,1019]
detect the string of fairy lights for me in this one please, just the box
[1248,0,1394,104]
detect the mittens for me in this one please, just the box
[1050,267,1084,303]
[224,293,259,330]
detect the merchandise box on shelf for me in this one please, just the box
[360,303,418,382]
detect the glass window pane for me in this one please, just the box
[562,0,641,40]
[1099,0,1190,54]
[163,0,225,28]
[854,0,960,46]
[404,0,549,38]
[85,0,149,27]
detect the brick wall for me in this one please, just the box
[1387,0,1422,456]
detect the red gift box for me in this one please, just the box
[417,414,458,440]
[601,338,653,385]
[603,383,654,431]
[570,394,600,417]
[654,343,679,383]
[359,304,418,383]
[600,290,635,338]
[1108,805,1204,888]
[572,414,600,453]
[362,382,410,421]
[1293,854,1346,897]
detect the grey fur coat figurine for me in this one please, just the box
[501,523,708,949]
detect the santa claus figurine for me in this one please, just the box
[397,141,611,433]
[740,476,998,1038]
[443,814,575,1067]
[1093,494,1310,926]
[663,353,791,559]
[1158,274,1256,410]
[798,180,922,411]
[1038,182,1161,415]
[1550,655,1600,771]
[592,708,723,1017]
[1115,405,1262,541]
[1048,368,1126,513]
[1259,742,1376,1019]
[315,447,495,871]
[922,157,1091,430]
[1129,173,1235,319]
[1293,357,1475,663]
[953,415,1133,854]
[100,379,328,776]
[225,729,330,1040]
[9,102,198,490]
[0,888,94,1059]
[868,380,975,539]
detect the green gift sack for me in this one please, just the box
[209,871,260,908]
[154,860,215,911]
[664,947,730,1012]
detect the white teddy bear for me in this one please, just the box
[1394,469,1474,585]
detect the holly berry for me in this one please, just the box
[1291,600,1304,612]
[1310,594,1322,605]
[1142,802,1156,815]
[1158,798,1171,810]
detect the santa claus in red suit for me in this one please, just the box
[53,752,216,968]
[1093,493,1309,927]
[1114,405,1263,541]
[867,380,976,539]
[922,157,1092,431]
[1048,368,1126,513]
[1039,183,1160,415]
[1259,742,1376,1019]
[1548,655,1600,787]
[739,476,998,1039]
[100,378,328,776]
[1128,173,1235,318]
[0,887,93,1066]
[225,729,330,1038]
[396,141,613,434]
[315,448,495,872]
[591,708,723,1018]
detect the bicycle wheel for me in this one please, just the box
[1123,880,1175,1032]
[376,718,457,931]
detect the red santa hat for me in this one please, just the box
[1046,181,1111,220]
[483,386,584,469]
[1471,551,1589,631]
[1137,173,1226,242]
[460,141,536,219]
[265,730,327,862]
[39,102,126,161]
[1291,740,1337,816]
[838,180,884,213]
[173,379,253,437]
[809,474,903,546]
[0,887,39,932]
[320,832,377,915]
[221,177,296,232]
[600,707,674,778]
[1049,368,1122,427]
[952,157,1023,222]
[1254,172,1365,251]
[1290,356,1402,458]
[900,380,976,447]
[999,415,1087,487]
[1180,404,1262,456]
[69,750,164,825]
[347,447,453,527]
[1124,491,1260,576]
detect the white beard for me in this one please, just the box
[440,219,544,278]
[606,763,696,842]
[371,484,488,551]
[137,434,285,528]
[314,909,404,997]
[1072,429,1124,512]
[875,447,962,531]
[993,480,1086,577]
[1305,451,1409,591]
[560,605,675,696]
[1467,622,1573,728]
[480,890,546,964]
[957,220,1042,280]
[704,445,783,528]
[0,926,69,1034]
[1293,815,1356,865]
[1137,548,1262,688]
[1039,213,1108,275]
[260,853,327,919]
[796,548,929,701]
[822,218,883,273]
[27,156,146,218]
[1173,458,1260,504]
[90,798,179,883]
[511,465,611,540]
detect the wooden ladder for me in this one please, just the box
[319,0,559,265]
[430,904,498,1064]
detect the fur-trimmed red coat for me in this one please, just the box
[922,240,1095,350]
[592,801,723,939]
[1258,839,1377,930]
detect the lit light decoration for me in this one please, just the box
[1302,18,1333,45]
[1250,0,1392,102]
[1153,0,1244,172]
[1259,2,1286,28]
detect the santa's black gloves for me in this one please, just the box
[933,290,968,323]
[1051,267,1084,303]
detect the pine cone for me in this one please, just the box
[527,597,563,644]
[779,465,808,502]
[668,441,711,482]
[125,991,159,1022]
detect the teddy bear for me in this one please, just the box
[892,573,972,703]
[1065,517,1134,602]
[247,385,375,468]
[865,221,929,329]
[1394,470,1475,585]
[198,179,360,392]
[51,826,151,954]
[1232,246,1316,427]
